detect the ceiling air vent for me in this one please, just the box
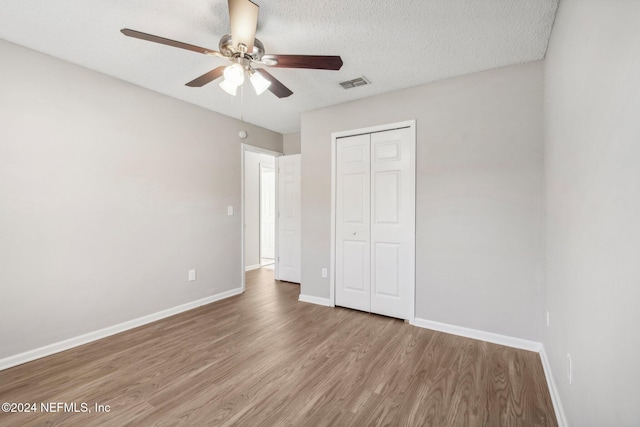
[339,76,370,89]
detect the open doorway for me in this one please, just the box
[242,146,279,281]
[259,164,276,267]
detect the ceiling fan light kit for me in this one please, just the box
[121,0,343,99]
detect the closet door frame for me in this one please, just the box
[330,120,416,324]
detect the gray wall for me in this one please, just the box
[301,61,544,341]
[0,40,282,359]
[283,132,301,155]
[244,151,275,269]
[543,1,640,425]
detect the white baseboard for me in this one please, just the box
[298,294,332,307]
[245,264,262,271]
[0,287,243,371]
[539,345,568,427]
[413,317,542,352]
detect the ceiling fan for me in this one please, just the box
[121,0,343,98]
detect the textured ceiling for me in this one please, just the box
[0,0,558,134]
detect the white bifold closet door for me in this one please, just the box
[335,127,415,320]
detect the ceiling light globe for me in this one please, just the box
[250,71,271,96]
[224,63,245,86]
[219,78,238,96]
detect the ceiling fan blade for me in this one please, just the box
[121,28,222,57]
[185,66,226,87]
[255,69,293,98]
[228,0,259,53]
[261,54,343,70]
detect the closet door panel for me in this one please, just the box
[335,134,371,312]
[370,128,415,319]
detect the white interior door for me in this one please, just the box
[335,126,415,320]
[369,128,415,319]
[260,165,276,261]
[277,154,301,283]
[335,134,371,312]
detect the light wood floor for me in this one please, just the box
[0,268,557,426]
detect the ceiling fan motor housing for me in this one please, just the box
[219,34,264,61]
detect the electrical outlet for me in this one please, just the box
[188,269,196,281]
[546,308,550,327]
[567,353,572,385]
[321,268,328,279]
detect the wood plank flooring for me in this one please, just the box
[0,268,557,426]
